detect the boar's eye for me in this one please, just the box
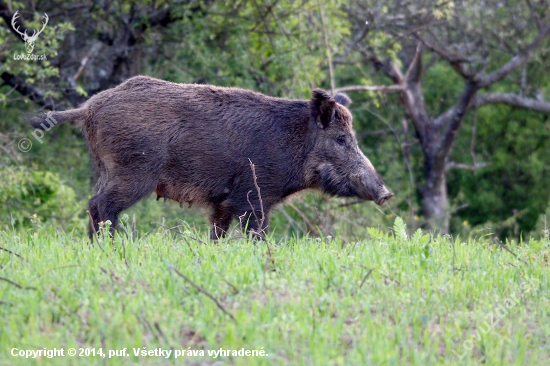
[336,135,347,146]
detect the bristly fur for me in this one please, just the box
[28,76,391,240]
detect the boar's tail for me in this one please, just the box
[28,108,87,131]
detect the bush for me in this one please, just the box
[0,166,84,231]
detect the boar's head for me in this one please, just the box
[306,89,393,206]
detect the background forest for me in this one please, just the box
[1,2,550,365]
[1,0,550,240]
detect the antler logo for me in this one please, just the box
[11,11,49,54]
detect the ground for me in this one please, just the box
[0,217,549,365]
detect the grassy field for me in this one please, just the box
[0,217,548,365]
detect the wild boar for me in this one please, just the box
[30,76,393,239]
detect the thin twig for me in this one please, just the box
[279,207,306,235]
[0,246,26,261]
[86,210,99,245]
[154,322,170,345]
[287,202,320,236]
[121,238,129,268]
[246,191,262,237]
[170,265,237,323]
[155,224,202,260]
[248,160,266,231]
[0,277,36,290]
[359,268,375,289]
[72,43,101,81]
[136,313,160,342]
[131,214,137,242]
[380,273,401,286]
[494,238,528,265]
[248,160,271,254]
[247,160,275,290]
[317,0,335,94]
[216,271,239,295]
[155,223,206,245]
[314,206,335,239]
[30,265,80,281]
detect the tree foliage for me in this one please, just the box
[1,0,549,238]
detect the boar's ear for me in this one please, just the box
[311,89,336,129]
[334,93,351,108]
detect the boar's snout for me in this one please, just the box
[350,171,394,206]
[375,187,394,206]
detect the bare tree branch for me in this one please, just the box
[435,81,479,159]
[446,161,488,172]
[356,44,403,84]
[334,84,403,93]
[400,81,432,141]
[403,42,423,84]
[474,93,550,113]
[341,1,550,232]
[414,32,472,79]
[431,22,550,175]
[478,22,550,88]
[414,32,471,64]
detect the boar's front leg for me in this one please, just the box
[210,205,233,240]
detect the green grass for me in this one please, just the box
[0,217,549,365]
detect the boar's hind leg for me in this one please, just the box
[210,206,233,240]
[88,181,155,239]
[88,193,123,239]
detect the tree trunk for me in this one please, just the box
[422,165,449,233]
[418,82,479,234]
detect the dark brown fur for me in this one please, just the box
[30,76,393,239]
